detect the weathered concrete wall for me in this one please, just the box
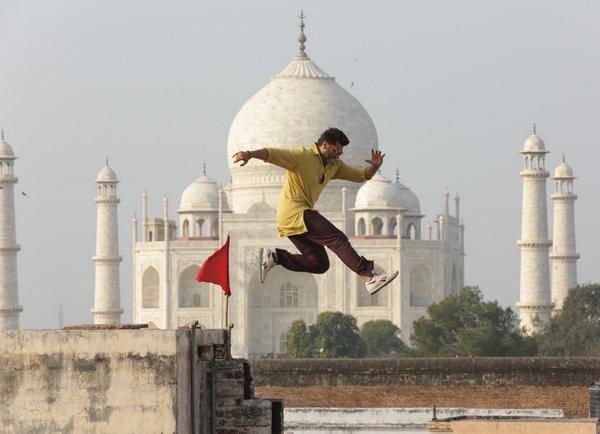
[251,357,600,387]
[440,418,599,434]
[0,330,177,434]
[286,408,564,434]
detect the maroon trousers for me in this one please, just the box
[276,210,373,276]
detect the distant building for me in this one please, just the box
[131,17,465,357]
[91,162,123,324]
[550,157,579,312]
[517,129,579,333]
[517,129,554,332]
[0,131,22,330]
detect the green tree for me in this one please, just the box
[537,284,600,356]
[285,319,313,358]
[312,311,366,358]
[360,319,406,356]
[411,286,536,356]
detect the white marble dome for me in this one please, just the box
[96,165,117,182]
[554,160,574,178]
[227,53,378,184]
[354,173,420,213]
[523,133,546,152]
[0,133,15,158]
[179,175,219,211]
[247,200,276,214]
[397,182,421,214]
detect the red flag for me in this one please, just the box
[195,235,231,296]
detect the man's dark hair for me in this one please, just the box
[317,127,350,147]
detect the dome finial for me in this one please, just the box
[533,123,537,134]
[1,129,4,141]
[203,160,207,176]
[106,157,109,167]
[395,168,400,183]
[297,10,307,57]
[562,153,566,163]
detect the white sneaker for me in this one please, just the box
[366,265,398,295]
[259,248,277,284]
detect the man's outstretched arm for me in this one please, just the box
[233,147,304,171]
[232,149,269,166]
[333,149,387,182]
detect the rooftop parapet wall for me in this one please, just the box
[251,357,600,387]
[0,329,178,434]
[1,328,282,434]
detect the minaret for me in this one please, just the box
[550,156,579,311]
[0,131,22,330]
[162,195,170,329]
[454,192,460,221]
[443,189,450,216]
[517,127,553,333]
[142,191,148,241]
[91,161,123,324]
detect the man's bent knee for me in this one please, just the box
[308,257,329,274]
[313,262,330,274]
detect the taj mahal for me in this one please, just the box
[0,17,579,354]
[131,17,465,357]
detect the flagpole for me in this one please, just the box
[219,187,224,329]
[224,294,230,329]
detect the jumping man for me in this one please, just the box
[232,127,398,295]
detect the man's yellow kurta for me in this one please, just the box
[265,144,367,237]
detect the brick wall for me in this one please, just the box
[252,357,600,387]
[252,358,598,417]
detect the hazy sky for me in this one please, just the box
[1,1,598,329]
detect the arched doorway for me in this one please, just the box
[357,218,366,236]
[178,265,210,308]
[372,217,383,235]
[409,263,433,306]
[142,266,159,308]
[247,267,318,357]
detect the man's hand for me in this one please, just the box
[232,150,251,166]
[365,149,385,169]
[364,149,385,180]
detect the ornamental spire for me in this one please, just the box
[533,123,537,135]
[297,11,307,58]
[395,168,400,183]
[203,160,207,176]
